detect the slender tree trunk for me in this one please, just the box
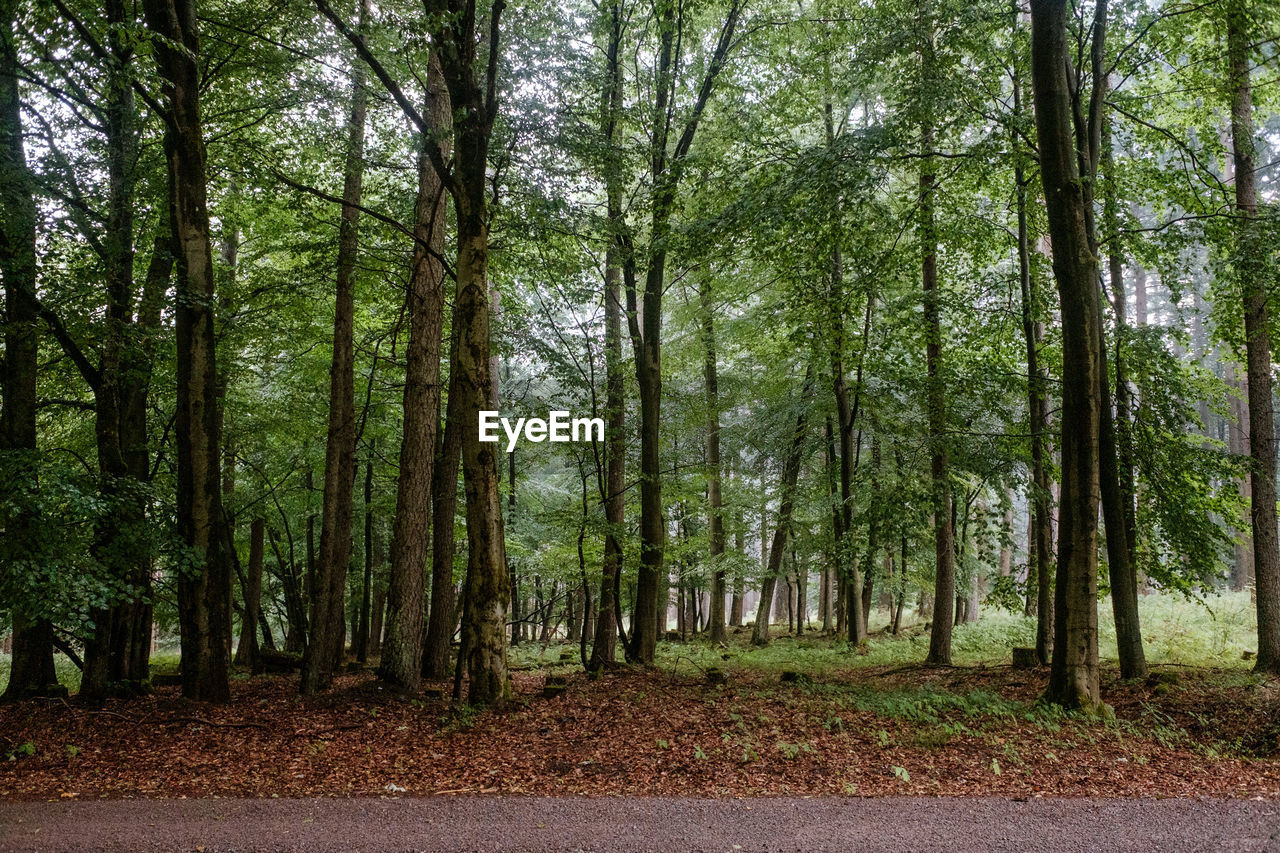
[701,277,727,644]
[357,453,374,663]
[1100,118,1146,680]
[423,345,462,679]
[303,2,369,693]
[921,122,955,666]
[143,0,233,702]
[752,369,815,645]
[234,518,265,671]
[1227,0,1280,675]
[380,53,452,693]
[1030,0,1104,711]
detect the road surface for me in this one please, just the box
[2,796,1278,852]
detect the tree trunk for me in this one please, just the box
[235,518,265,672]
[701,277,727,644]
[1030,0,1103,711]
[303,1,369,693]
[1226,0,1280,675]
[143,0,233,703]
[920,121,955,666]
[1100,118,1146,680]
[357,453,374,663]
[380,53,451,693]
[752,369,815,645]
[423,347,462,679]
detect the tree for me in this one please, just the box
[0,0,57,702]
[1226,0,1280,675]
[142,0,234,703]
[302,0,369,695]
[1029,0,1105,711]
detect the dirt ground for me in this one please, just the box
[3,660,1280,800]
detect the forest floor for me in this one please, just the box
[3,608,1280,801]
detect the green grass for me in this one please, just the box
[1,591,1261,695]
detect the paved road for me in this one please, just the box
[2,796,1279,852]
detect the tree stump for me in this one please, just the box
[1012,647,1039,669]
[543,675,568,699]
[705,667,726,685]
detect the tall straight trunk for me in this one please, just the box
[303,2,369,693]
[356,453,374,663]
[235,518,265,671]
[426,11,512,707]
[142,0,232,703]
[730,495,745,628]
[508,447,521,647]
[1030,0,1104,711]
[1228,362,1255,590]
[752,369,815,645]
[1100,118,1146,680]
[590,179,626,670]
[380,53,452,693]
[587,0,626,674]
[1014,74,1054,659]
[369,523,386,656]
[920,125,955,666]
[423,346,462,679]
[862,437,881,630]
[1226,0,1280,675]
[0,0,57,702]
[589,255,626,665]
[701,277,727,644]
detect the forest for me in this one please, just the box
[3,0,1280,819]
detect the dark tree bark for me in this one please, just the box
[423,356,461,679]
[142,0,233,703]
[303,0,369,694]
[1030,0,1104,711]
[751,369,815,646]
[701,277,727,645]
[920,117,955,666]
[622,1,741,665]
[1226,0,1280,675]
[589,3,626,671]
[379,52,451,694]
[1100,118,1146,681]
[235,518,265,672]
[356,453,374,663]
[0,0,54,701]
[1013,49,1054,665]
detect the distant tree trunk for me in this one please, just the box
[508,446,521,648]
[357,453,374,663]
[862,437,882,630]
[380,53,451,693]
[752,369,815,645]
[1014,81,1054,660]
[369,529,386,657]
[235,518,265,671]
[143,0,233,703]
[423,349,462,679]
[1101,116,1146,681]
[1030,0,1104,711]
[1226,0,1280,675]
[1227,361,1254,591]
[701,277,728,644]
[304,1,369,693]
[730,496,745,628]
